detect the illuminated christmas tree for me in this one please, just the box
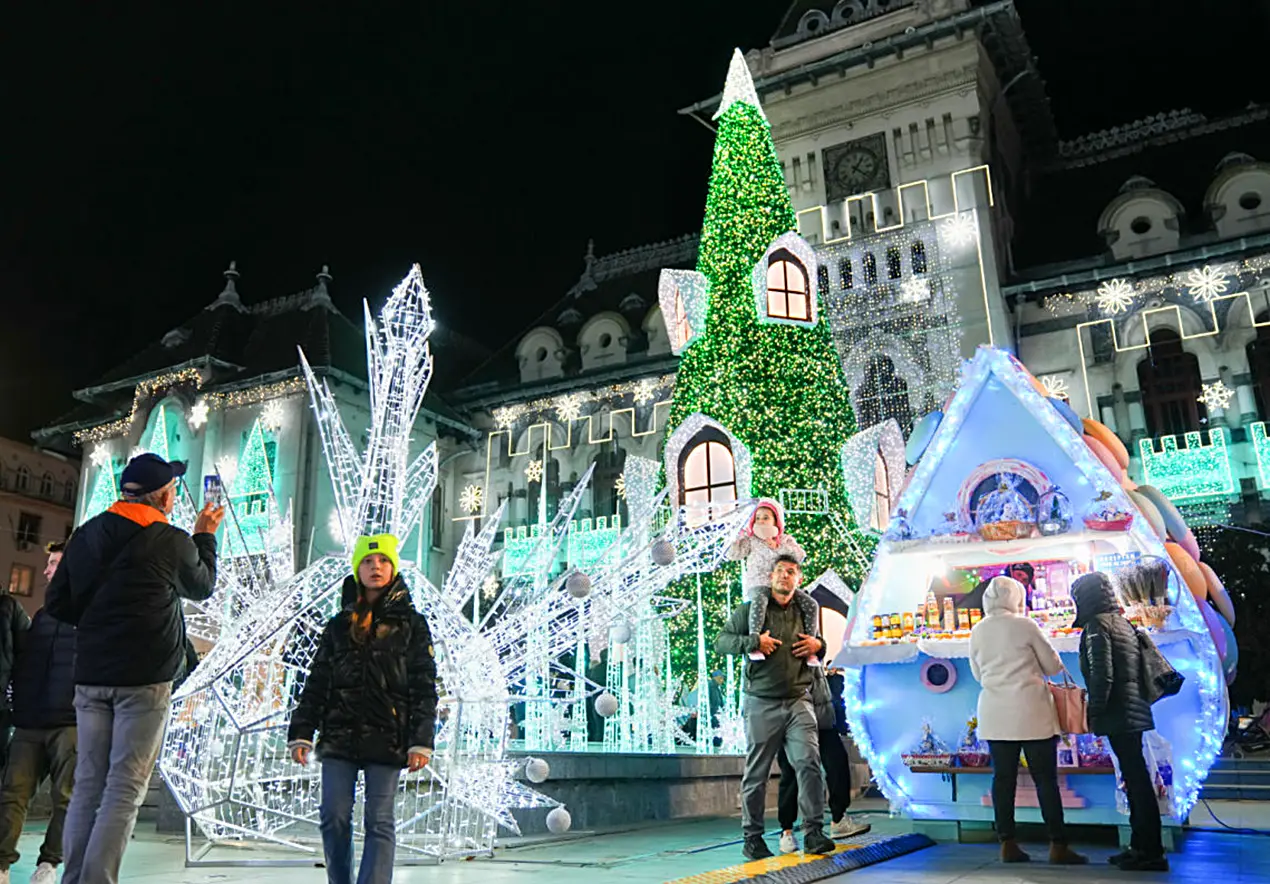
[228,418,275,554]
[83,458,118,521]
[663,51,864,674]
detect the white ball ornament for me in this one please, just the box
[566,571,592,599]
[651,540,676,566]
[610,621,632,644]
[546,806,572,834]
[525,757,550,784]
[595,691,619,718]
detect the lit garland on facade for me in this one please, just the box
[662,70,864,676]
[491,375,676,431]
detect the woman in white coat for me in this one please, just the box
[969,576,1087,865]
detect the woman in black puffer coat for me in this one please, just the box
[287,534,437,884]
[1071,572,1166,872]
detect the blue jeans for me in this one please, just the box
[319,758,400,884]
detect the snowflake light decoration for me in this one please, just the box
[615,473,627,500]
[899,278,930,302]
[525,459,544,483]
[89,446,112,468]
[493,405,523,429]
[260,400,285,432]
[1198,380,1234,412]
[555,394,584,423]
[941,213,978,247]
[1040,374,1070,400]
[1186,265,1231,303]
[633,378,660,405]
[1095,278,1135,315]
[189,399,210,429]
[460,484,483,514]
[482,574,500,600]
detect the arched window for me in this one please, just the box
[15,467,29,493]
[63,481,76,504]
[40,473,54,497]
[680,430,736,524]
[1247,312,1270,419]
[857,355,914,434]
[765,250,811,321]
[911,241,928,274]
[871,450,891,533]
[886,247,902,280]
[838,258,853,289]
[1137,328,1206,437]
[862,253,878,286]
[673,290,691,347]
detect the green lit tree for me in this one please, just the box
[663,51,864,676]
[83,459,119,522]
[228,419,277,555]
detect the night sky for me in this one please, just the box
[3,1,1267,441]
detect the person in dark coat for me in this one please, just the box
[0,542,76,884]
[288,534,438,884]
[45,453,221,884]
[1072,572,1166,872]
[0,572,32,770]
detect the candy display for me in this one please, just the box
[842,347,1226,833]
[958,716,990,768]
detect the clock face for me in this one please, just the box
[833,148,881,195]
[822,134,890,203]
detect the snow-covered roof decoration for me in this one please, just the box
[714,48,766,122]
[658,268,709,355]
[840,418,905,533]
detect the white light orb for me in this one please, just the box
[546,806,572,834]
[651,540,676,566]
[566,571,592,599]
[525,757,550,784]
[595,691,619,718]
[610,621,632,644]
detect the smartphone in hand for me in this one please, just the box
[203,475,224,509]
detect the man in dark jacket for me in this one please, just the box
[45,453,222,884]
[716,556,834,860]
[0,574,32,771]
[1072,572,1166,872]
[0,543,77,884]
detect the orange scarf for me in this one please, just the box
[107,501,169,527]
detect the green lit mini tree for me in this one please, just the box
[228,419,277,555]
[663,51,864,676]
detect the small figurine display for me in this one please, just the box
[974,475,1035,541]
[1076,733,1114,768]
[901,721,953,769]
[957,716,991,768]
[1084,490,1135,532]
[1035,488,1074,536]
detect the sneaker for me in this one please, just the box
[742,835,774,861]
[830,815,872,838]
[1109,849,1135,865]
[1117,853,1169,872]
[29,865,56,884]
[779,830,798,854]
[803,830,836,855]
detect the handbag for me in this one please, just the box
[809,667,836,730]
[1048,671,1089,735]
[1137,628,1184,704]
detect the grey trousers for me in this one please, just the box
[61,683,171,884]
[740,695,824,838]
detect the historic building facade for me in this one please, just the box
[0,436,78,614]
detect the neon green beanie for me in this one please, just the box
[352,534,400,578]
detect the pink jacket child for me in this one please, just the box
[726,499,817,665]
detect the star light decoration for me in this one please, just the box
[459,484,483,514]
[633,378,660,405]
[1040,374,1071,400]
[89,446,112,468]
[615,473,627,500]
[260,400,285,432]
[189,399,210,430]
[1185,265,1231,303]
[160,266,762,862]
[555,394,584,423]
[493,404,524,429]
[941,212,978,247]
[1095,278,1136,315]
[1198,380,1235,412]
[525,459,544,483]
[481,574,500,600]
[898,277,930,302]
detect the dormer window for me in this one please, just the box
[765,249,811,321]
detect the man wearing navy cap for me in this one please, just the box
[46,453,223,884]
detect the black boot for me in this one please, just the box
[742,835,773,861]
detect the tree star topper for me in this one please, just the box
[713,48,766,121]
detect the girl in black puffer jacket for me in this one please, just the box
[287,534,438,884]
[1071,572,1166,872]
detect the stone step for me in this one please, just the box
[1200,784,1270,801]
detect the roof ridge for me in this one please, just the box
[249,285,341,317]
[590,233,701,280]
[1054,105,1270,168]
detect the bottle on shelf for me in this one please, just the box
[902,612,915,636]
[942,597,956,632]
[925,590,940,629]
